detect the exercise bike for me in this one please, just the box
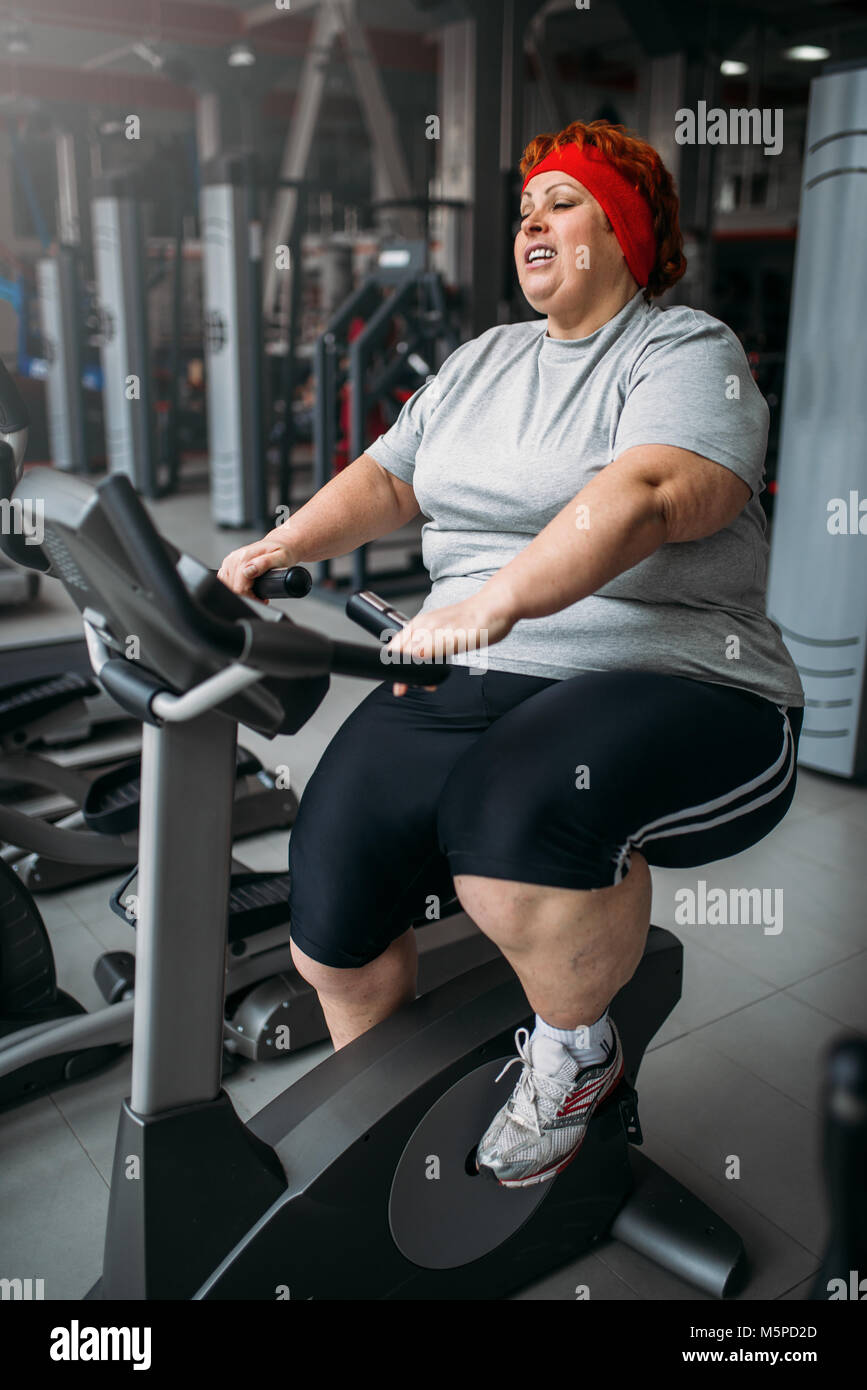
[1,422,748,1301]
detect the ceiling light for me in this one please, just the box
[783,45,831,62]
[132,42,164,70]
[228,43,256,68]
[720,60,748,76]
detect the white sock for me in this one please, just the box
[530,1010,613,1077]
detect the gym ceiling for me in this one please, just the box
[1,0,866,131]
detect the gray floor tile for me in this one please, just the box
[637,1036,827,1256]
[223,1040,333,1121]
[50,1053,133,1184]
[65,904,137,956]
[686,991,857,1114]
[231,829,293,873]
[60,877,123,929]
[778,1275,817,1300]
[646,933,776,1052]
[658,817,866,943]
[45,912,120,1014]
[0,1093,111,1300]
[735,843,867,954]
[785,952,867,1032]
[788,769,866,819]
[766,809,867,887]
[651,865,859,988]
[836,793,867,831]
[25,894,82,931]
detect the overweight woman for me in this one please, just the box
[219,120,804,1189]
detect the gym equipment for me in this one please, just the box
[0,643,298,898]
[809,1036,867,1300]
[0,379,122,763]
[0,363,40,604]
[91,147,197,500]
[0,367,128,848]
[91,168,158,498]
[0,740,299,895]
[767,60,867,778]
[0,557,39,605]
[200,150,268,530]
[2,439,748,1300]
[36,129,90,474]
[271,177,315,514]
[0,364,300,891]
[0,636,141,774]
[0,643,140,891]
[0,637,141,896]
[0,856,127,1110]
[312,236,462,599]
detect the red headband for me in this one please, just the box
[521,143,656,288]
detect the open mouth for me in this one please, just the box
[525,247,557,268]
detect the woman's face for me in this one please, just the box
[515,170,632,326]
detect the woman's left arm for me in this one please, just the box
[387,444,751,676]
[484,442,752,625]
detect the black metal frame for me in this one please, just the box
[311,256,461,601]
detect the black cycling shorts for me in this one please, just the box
[287,666,803,968]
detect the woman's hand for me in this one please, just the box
[217,535,295,601]
[385,594,516,696]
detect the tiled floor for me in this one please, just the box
[1,483,865,1301]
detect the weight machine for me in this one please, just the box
[311,233,462,598]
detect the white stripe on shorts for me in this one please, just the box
[612,709,796,883]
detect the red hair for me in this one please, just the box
[519,120,686,300]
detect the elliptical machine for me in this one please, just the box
[0,364,746,1300]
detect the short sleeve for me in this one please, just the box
[364,373,444,484]
[613,315,770,498]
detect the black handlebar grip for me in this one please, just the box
[252,566,313,599]
[343,590,450,687]
[345,590,411,638]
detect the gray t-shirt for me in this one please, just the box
[366,290,804,708]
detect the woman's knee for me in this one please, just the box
[290,930,417,999]
[289,938,353,996]
[454,850,650,939]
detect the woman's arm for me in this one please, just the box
[272,452,420,564]
[481,443,751,625]
[219,452,419,593]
